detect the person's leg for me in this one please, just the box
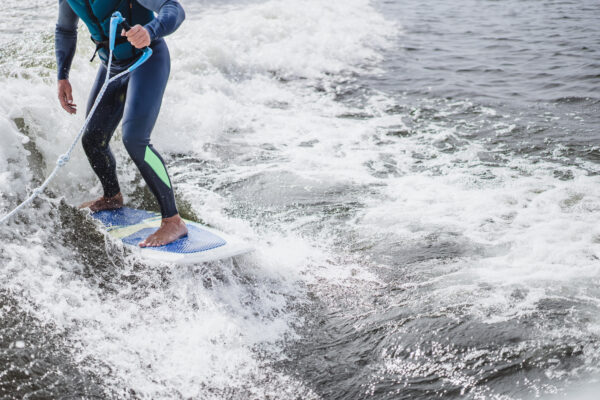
[121,39,187,246]
[80,65,128,211]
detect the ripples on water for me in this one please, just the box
[1,0,600,399]
[376,0,600,167]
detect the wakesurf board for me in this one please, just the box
[91,207,253,264]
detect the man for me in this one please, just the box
[55,0,187,247]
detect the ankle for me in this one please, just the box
[163,213,180,220]
[104,193,122,201]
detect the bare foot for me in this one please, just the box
[79,193,124,212]
[139,214,188,247]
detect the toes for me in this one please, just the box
[141,236,161,247]
[139,231,175,248]
[139,236,154,247]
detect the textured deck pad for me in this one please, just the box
[93,207,156,227]
[121,225,226,253]
[91,207,252,263]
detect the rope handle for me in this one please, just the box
[110,12,153,73]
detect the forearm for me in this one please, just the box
[55,0,79,80]
[55,27,77,80]
[141,0,186,41]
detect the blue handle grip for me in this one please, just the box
[128,48,153,72]
[109,12,125,51]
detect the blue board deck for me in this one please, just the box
[91,207,253,264]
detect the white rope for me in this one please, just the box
[0,48,131,225]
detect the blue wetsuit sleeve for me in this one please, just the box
[55,0,79,80]
[137,0,186,42]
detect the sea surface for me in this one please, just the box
[1,0,600,399]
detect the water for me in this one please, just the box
[1,0,599,398]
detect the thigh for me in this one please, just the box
[84,65,129,142]
[86,65,107,115]
[122,39,171,141]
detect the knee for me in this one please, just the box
[81,131,92,151]
[122,129,147,163]
[81,130,101,154]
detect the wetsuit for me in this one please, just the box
[55,0,185,218]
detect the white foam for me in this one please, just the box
[357,141,600,321]
[154,0,395,155]
[0,115,30,206]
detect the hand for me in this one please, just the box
[57,79,77,114]
[122,25,151,49]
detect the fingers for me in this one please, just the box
[128,30,147,47]
[65,100,77,114]
[60,94,77,114]
[123,24,151,49]
[65,82,73,103]
[57,81,77,114]
[123,24,142,36]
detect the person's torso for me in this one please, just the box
[66,0,154,62]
